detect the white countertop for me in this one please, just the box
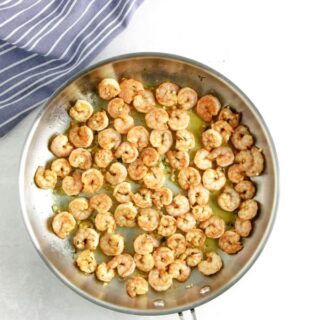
[1,0,319,319]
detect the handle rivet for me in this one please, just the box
[153,299,165,308]
[200,285,211,295]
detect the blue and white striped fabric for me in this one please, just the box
[0,0,143,136]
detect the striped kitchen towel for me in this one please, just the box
[0,0,143,136]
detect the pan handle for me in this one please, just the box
[178,308,197,320]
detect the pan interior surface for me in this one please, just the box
[19,53,278,315]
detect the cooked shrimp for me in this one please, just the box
[167,233,187,257]
[133,89,156,113]
[155,82,179,107]
[177,213,196,232]
[134,233,159,255]
[169,259,191,282]
[98,78,121,100]
[143,167,165,189]
[115,142,138,163]
[105,163,127,185]
[148,268,173,292]
[200,215,225,239]
[235,217,252,237]
[76,249,97,274]
[94,148,113,168]
[231,125,254,150]
[127,126,149,151]
[140,147,159,166]
[107,97,130,118]
[132,187,153,208]
[246,146,264,177]
[119,78,144,104]
[202,168,226,192]
[98,128,121,150]
[152,187,173,209]
[95,262,115,283]
[68,124,93,148]
[192,204,213,222]
[89,193,112,213]
[158,215,177,237]
[68,197,93,220]
[177,87,198,110]
[128,159,148,181]
[238,199,258,220]
[35,166,57,189]
[210,146,234,167]
[99,232,124,256]
[126,276,148,297]
[137,208,160,231]
[149,129,173,154]
[166,150,190,170]
[145,108,169,130]
[153,247,175,270]
[50,134,73,158]
[114,114,134,134]
[218,107,240,129]
[134,253,155,272]
[217,186,241,212]
[68,148,92,170]
[175,129,195,152]
[114,202,138,227]
[177,167,201,190]
[87,110,109,131]
[168,109,190,131]
[186,229,206,247]
[235,180,256,200]
[227,164,245,184]
[62,171,82,195]
[108,253,136,277]
[211,120,233,142]
[113,182,131,203]
[81,168,104,193]
[188,184,209,206]
[218,230,243,254]
[73,227,99,250]
[196,95,221,122]
[52,211,76,239]
[69,100,93,122]
[201,129,222,151]
[198,251,223,276]
[194,149,212,170]
[94,211,116,233]
[235,150,253,170]
[166,194,190,217]
[180,248,203,267]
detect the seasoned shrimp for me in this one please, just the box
[108,253,136,277]
[200,216,225,239]
[177,213,196,232]
[134,253,155,272]
[115,142,138,163]
[217,186,241,212]
[119,78,144,104]
[235,217,252,237]
[177,87,198,110]
[69,100,93,122]
[98,128,121,150]
[89,193,112,213]
[145,108,169,130]
[76,249,97,274]
[127,126,149,151]
[168,109,190,131]
[99,232,124,256]
[166,194,190,217]
[158,215,177,237]
[202,168,226,192]
[188,184,209,206]
[114,114,134,134]
[194,149,212,170]
[132,187,153,208]
[198,251,223,276]
[169,259,191,282]
[175,129,195,152]
[246,146,264,177]
[134,233,159,255]
[155,82,179,107]
[68,124,93,148]
[50,134,73,158]
[143,167,165,189]
[35,166,57,189]
[201,129,222,151]
[235,180,256,200]
[196,95,221,122]
[148,268,173,292]
[219,230,243,254]
[68,148,92,170]
[227,164,246,183]
[133,89,156,113]
[192,205,213,222]
[114,202,138,227]
[94,148,113,168]
[180,248,203,267]
[210,146,234,167]
[152,187,173,209]
[238,199,258,220]
[52,211,76,239]
[128,159,148,181]
[87,110,109,131]
[137,208,160,231]
[107,97,130,118]
[149,129,173,154]
[81,168,104,193]
[98,78,121,100]
[218,107,240,129]
[167,233,186,257]
[153,247,175,270]
[211,120,233,142]
[105,163,127,185]
[73,227,99,250]
[235,150,253,170]
[94,212,116,233]
[231,125,254,151]
[166,150,190,170]
[186,229,206,247]
[113,182,131,203]
[95,262,115,283]
[62,171,82,195]
[177,167,201,190]
[68,197,93,220]
[126,276,148,297]
[140,147,159,166]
